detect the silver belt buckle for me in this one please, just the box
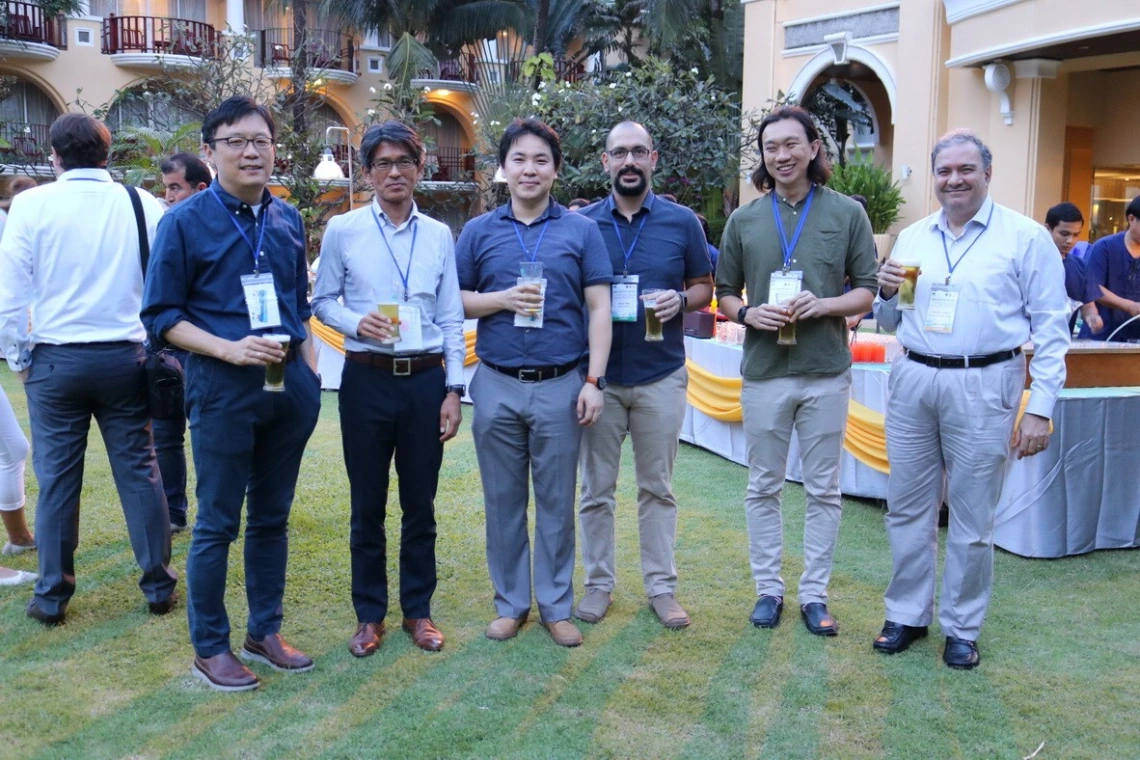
[517,368,540,383]
[393,357,412,376]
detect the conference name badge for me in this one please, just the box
[612,274,639,322]
[768,270,802,306]
[924,284,960,334]
[241,272,282,330]
[393,304,424,352]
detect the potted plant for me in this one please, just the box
[827,150,904,259]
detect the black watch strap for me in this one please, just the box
[737,305,750,325]
[680,292,688,311]
[447,384,466,396]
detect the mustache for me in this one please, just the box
[618,167,644,178]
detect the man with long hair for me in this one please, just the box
[717,106,878,635]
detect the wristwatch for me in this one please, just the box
[446,384,466,396]
[737,305,751,325]
[679,292,689,311]
[586,375,608,390]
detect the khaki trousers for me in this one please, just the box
[883,354,1024,641]
[578,366,688,597]
[741,371,851,605]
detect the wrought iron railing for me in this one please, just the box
[425,147,475,182]
[0,122,51,161]
[101,14,216,57]
[255,28,356,74]
[0,0,66,47]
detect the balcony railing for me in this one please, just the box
[0,0,66,47]
[255,28,356,74]
[425,147,475,183]
[101,15,216,57]
[419,53,479,84]
[0,122,51,161]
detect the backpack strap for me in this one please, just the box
[124,184,149,277]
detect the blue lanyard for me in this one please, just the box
[210,188,268,273]
[939,202,995,284]
[373,210,417,301]
[771,186,815,271]
[611,213,648,275]
[512,219,550,262]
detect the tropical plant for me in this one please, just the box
[825,150,904,233]
[111,122,203,189]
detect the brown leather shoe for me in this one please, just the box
[649,593,691,629]
[349,622,385,658]
[542,619,583,647]
[148,592,178,616]
[485,614,528,641]
[192,651,260,692]
[402,618,444,651]
[240,633,314,672]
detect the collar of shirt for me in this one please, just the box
[496,196,562,224]
[373,199,422,233]
[774,184,815,211]
[209,179,273,220]
[59,168,113,183]
[606,190,656,220]
[933,195,994,240]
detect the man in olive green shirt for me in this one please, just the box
[717,106,877,635]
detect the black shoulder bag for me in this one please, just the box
[126,185,184,420]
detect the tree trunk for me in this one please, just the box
[291,0,309,138]
[532,0,549,54]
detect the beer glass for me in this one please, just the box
[262,334,291,392]
[897,260,921,310]
[643,289,664,342]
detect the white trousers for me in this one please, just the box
[0,387,28,511]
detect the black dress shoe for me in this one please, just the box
[873,620,928,654]
[800,603,839,636]
[750,595,783,628]
[26,598,65,627]
[149,593,178,616]
[943,636,980,670]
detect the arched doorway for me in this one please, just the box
[0,77,62,163]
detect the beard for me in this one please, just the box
[613,168,647,197]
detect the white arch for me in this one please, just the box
[786,43,897,125]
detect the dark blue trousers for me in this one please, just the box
[340,361,445,623]
[184,354,320,658]
[152,348,190,526]
[24,342,177,614]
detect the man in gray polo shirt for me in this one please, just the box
[717,106,878,636]
[457,118,612,648]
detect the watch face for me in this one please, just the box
[596,376,607,390]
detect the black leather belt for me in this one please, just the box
[345,351,442,376]
[905,347,1021,369]
[482,359,579,383]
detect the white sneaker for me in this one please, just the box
[0,569,37,586]
[2,541,36,556]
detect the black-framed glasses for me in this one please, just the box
[209,136,274,151]
[607,147,650,161]
[371,157,417,172]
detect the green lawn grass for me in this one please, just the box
[0,368,1137,759]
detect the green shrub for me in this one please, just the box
[826,150,904,233]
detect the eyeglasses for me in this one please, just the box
[607,147,650,161]
[209,136,274,151]
[371,157,417,172]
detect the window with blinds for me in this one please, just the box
[88,0,206,21]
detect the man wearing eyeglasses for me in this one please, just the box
[573,121,712,629]
[1083,195,1140,342]
[312,121,465,658]
[142,96,320,692]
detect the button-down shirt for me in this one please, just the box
[0,169,165,370]
[311,201,465,386]
[456,198,613,367]
[1083,232,1140,341]
[874,196,1069,419]
[580,192,712,385]
[142,180,310,345]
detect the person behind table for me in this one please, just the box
[1044,202,1102,336]
[456,117,612,649]
[1083,195,1140,342]
[142,96,320,692]
[716,105,878,637]
[574,121,713,630]
[311,121,465,658]
[873,129,1069,670]
[0,113,177,625]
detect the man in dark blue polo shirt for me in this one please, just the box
[142,96,320,692]
[457,118,612,648]
[1084,195,1140,342]
[575,121,712,629]
[1044,202,1102,336]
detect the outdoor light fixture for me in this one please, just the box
[312,125,353,209]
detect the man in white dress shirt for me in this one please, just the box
[312,121,465,658]
[0,113,177,625]
[872,129,1069,669]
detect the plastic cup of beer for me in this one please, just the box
[377,296,401,344]
[777,318,797,346]
[897,259,921,310]
[643,289,664,342]
[262,334,291,392]
[519,261,544,320]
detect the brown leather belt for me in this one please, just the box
[344,350,442,376]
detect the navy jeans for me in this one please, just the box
[24,342,177,614]
[184,353,320,658]
[152,348,189,526]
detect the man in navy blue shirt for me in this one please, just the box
[575,122,712,629]
[457,118,612,648]
[142,97,320,692]
[1084,195,1140,342]
[1044,202,1102,335]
